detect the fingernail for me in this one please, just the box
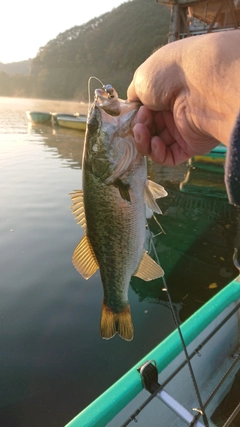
[151,139,157,152]
[133,127,140,144]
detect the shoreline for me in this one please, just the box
[0,96,89,115]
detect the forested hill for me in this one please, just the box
[0,0,170,100]
[0,60,31,75]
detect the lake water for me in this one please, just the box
[0,97,239,427]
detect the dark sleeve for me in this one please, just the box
[224,111,240,206]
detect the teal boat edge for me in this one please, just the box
[65,277,240,427]
[211,144,227,154]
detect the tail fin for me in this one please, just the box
[100,303,134,341]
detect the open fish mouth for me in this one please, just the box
[93,85,142,121]
[93,85,121,116]
[95,85,116,100]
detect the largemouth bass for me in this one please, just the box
[70,84,167,341]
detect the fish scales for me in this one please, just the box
[70,84,167,341]
[84,160,146,307]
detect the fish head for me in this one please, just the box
[84,85,142,182]
[93,85,141,123]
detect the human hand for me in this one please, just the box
[130,105,201,166]
[128,31,240,166]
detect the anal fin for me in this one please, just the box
[134,252,164,281]
[72,234,99,279]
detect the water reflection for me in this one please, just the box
[17,101,240,323]
[1,98,240,426]
[31,108,239,326]
[47,127,84,169]
[27,121,84,169]
[131,157,239,322]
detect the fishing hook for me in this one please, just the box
[87,76,114,107]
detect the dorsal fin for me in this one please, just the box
[72,234,99,279]
[70,190,86,230]
[144,180,168,214]
[134,252,164,281]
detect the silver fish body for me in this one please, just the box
[70,86,167,341]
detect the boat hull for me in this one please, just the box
[52,113,78,124]
[180,144,227,198]
[65,277,240,427]
[26,110,52,124]
[56,115,87,131]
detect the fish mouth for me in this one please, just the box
[94,87,121,117]
[95,86,117,101]
[94,87,141,118]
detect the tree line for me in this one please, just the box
[0,0,170,100]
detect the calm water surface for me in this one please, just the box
[0,97,239,427]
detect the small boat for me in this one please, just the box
[26,110,52,124]
[56,114,87,131]
[180,144,227,198]
[51,112,78,125]
[65,274,240,427]
[190,143,227,170]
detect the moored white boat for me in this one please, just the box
[65,276,240,427]
[56,114,87,131]
[51,112,78,124]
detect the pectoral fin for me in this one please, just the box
[70,190,86,230]
[134,252,164,281]
[144,180,168,214]
[72,234,99,279]
[147,180,168,199]
[114,179,131,202]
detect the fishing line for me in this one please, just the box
[148,229,210,427]
[151,213,166,236]
[121,222,209,426]
[87,76,105,108]
[120,301,240,427]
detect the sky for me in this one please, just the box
[1,0,128,64]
